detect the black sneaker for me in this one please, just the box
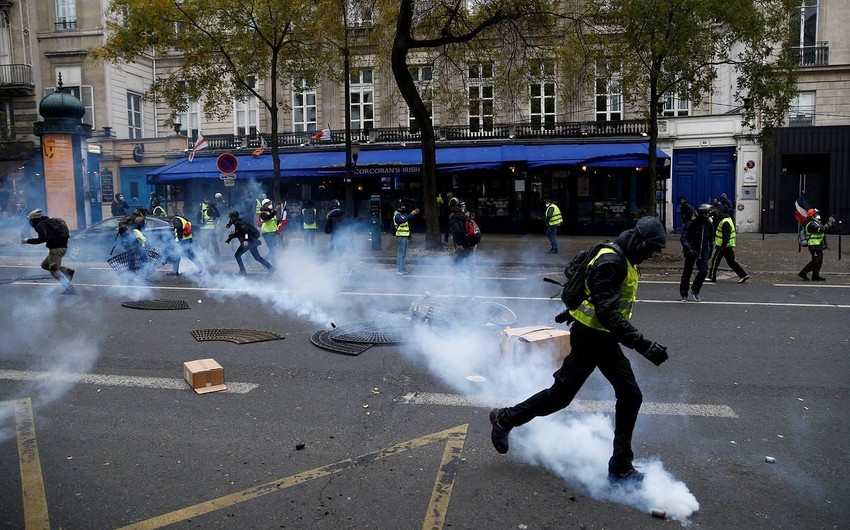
[608,467,644,485]
[65,268,75,282]
[812,276,826,281]
[797,272,809,281]
[489,408,512,454]
[737,275,749,284]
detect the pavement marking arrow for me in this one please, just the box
[0,369,258,394]
[0,397,50,529]
[401,392,738,418]
[118,424,469,530]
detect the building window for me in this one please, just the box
[468,62,494,133]
[179,100,200,139]
[788,92,815,126]
[347,0,373,27]
[792,0,818,48]
[530,59,556,130]
[292,77,317,132]
[408,65,433,132]
[662,94,690,117]
[234,79,259,137]
[350,68,374,132]
[595,62,622,122]
[127,92,142,139]
[44,85,93,127]
[55,0,77,30]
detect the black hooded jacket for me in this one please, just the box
[25,217,69,249]
[581,219,665,351]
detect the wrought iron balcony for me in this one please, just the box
[790,42,829,67]
[192,119,650,151]
[0,64,34,96]
[54,18,78,30]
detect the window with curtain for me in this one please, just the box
[234,79,259,137]
[350,68,374,132]
[595,62,622,122]
[530,59,556,130]
[468,62,494,133]
[127,92,142,139]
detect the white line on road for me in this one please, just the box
[0,369,258,394]
[401,392,738,418]
[8,280,850,308]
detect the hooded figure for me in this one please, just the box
[489,216,669,484]
[21,209,75,294]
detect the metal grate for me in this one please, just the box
[191,328,284,344]
[310,330,372,356]
[122,299,191,310]
[107,248,163,279]
[328,318,412,344]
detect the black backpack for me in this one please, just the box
[43,217,69,239]
[545,242,624,311]
[302,208,316,226]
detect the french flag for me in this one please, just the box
[794,195,810,224]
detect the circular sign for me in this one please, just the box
[216,153,238,174]
[737,204,745,212]
[745,160,755,169]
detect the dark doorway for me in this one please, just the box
[779,154,830,233]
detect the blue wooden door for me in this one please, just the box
[672,147,735,231]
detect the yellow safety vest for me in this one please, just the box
[260,210,278,234]
[132,228,147,247]
[714,217,736,247]
[546,204,563,226]
[200,203,216,230]
[302,208,318,229]
[394,212,410,237]
[805,220,825,246]
[174,216,192,241]
[569,248,638,331]
[152,205,166,217]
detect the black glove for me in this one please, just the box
[554,309,571,324]
[639,342,668,366]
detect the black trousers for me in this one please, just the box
[800,246,824,278]
[500,323,643,474]
[709,246,747,279]
[235,242,272,272]
[680,254,708,297]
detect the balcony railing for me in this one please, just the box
[0,64,35,96]
[790,42,829,67]
[192,119,650,151]
[55,18,78,30]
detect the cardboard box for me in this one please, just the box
[500,326,571,363]
[183,358,227,394]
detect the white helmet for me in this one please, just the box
[261,198,272,207]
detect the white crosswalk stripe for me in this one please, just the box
[0,369,258,394]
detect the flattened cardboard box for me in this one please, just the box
[183,358,227,394]
[500,326,571,363]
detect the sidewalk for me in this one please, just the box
[371,231,850,282]
[2,225,848,283]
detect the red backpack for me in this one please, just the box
[465,217,481,245]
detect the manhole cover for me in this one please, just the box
[122,299,191,310]
[310,330,372,356]
[409,295,516,326]
[191,329,284,344]
[328,318,412,344]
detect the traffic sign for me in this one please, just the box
[217,153,238,174]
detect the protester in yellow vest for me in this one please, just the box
[489,216,668,484]
[798,208,836,281]
[258,198,281,263]
[544,199,563,254]
[301,201,318,249]
[393,201,419,275]
[708,208,748,283]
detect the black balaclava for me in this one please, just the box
[613,216,666,265]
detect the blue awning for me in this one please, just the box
[147,142,668,182]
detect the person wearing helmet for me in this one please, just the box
[21,208,75,294]
[679,204,714,301]
[489,216,669,484]
[224,211,273,274]
[707,207,748,283]
[798,208,836,281]
[258,198,281,262]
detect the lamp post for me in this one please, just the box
[343,1,354,213]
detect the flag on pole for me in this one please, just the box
[794,195,810,224]
[311,127,332,142]
[188,134,207,162]
[251,135,267,158]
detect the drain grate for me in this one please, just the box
[328,319,411,344]
[191,328,284,344]
[122,299,191,310]
[311,330,373,356]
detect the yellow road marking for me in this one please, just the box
[422,424,468,530]
[2,398,51,529]
[120,424,469,530]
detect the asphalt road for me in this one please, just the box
[1,253,848,530]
